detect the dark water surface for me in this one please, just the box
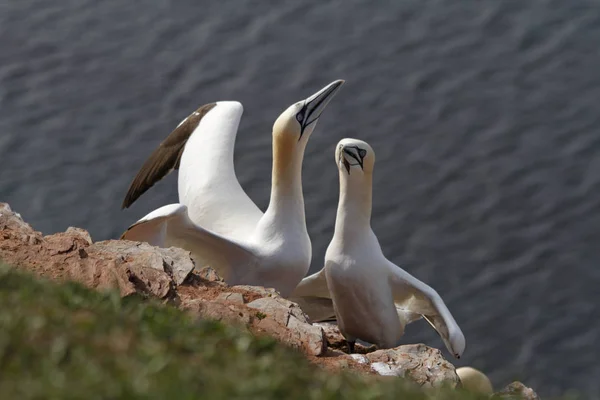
[2,1,600,397]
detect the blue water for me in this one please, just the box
[2,1,600,397]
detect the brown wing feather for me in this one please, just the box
[121,103,217,209]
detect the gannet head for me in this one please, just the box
[336,138,375,175]
[273,80,345,144]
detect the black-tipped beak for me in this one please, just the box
[301,80,345,133]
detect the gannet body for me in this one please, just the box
[292,138,465,358]
[120,80,345,297]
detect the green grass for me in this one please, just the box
[0,264,487,400]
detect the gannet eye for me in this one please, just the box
[296,112,304,123]
[358,148,367,158]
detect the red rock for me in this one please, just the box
[1,201,536,394]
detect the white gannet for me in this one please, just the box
[120,80,345,297]
[292,138,465,358]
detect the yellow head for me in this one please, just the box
[273,80,345,145]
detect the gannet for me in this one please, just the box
[292,138,465,358]
[120,80,345,297]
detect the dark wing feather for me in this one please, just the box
[121,103,217,209]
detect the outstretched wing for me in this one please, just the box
[387,261,466,359]
[175,101,263,240]
[290,267,424,324]
[121,103,217,209]
[121,203,258,282]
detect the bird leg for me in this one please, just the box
[346,340,356,354]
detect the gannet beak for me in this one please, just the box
[301,79,345,134]
[342,146,364,173]
[341,155,351,174]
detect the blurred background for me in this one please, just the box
[2,0,599,397]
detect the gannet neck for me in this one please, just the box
[263,131,307,226]
[334,171,373,237]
